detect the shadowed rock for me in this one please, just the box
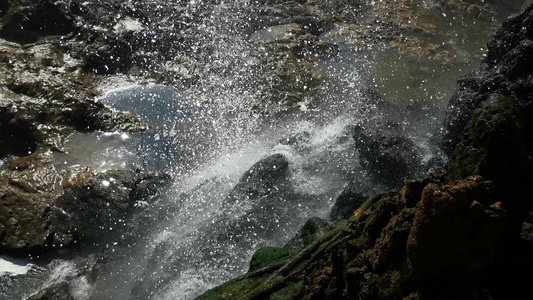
[226,153,290,204]
[354,120,423,189]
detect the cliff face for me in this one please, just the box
[199,5,533,300]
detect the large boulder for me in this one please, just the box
[329,181,377,221]
[354,120,423,189]
[0,164,171,256]
[225,153,290,204]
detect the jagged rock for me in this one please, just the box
[0,166,171,256]
[226,153,290,204]
[27,255,104,300]
[199,175,507,300]
[284,217,338,252]
[354,120,423,189]
[407,177,506,283]
[329,182,371,221]
[443,4,533,156]
[0,0,76,44]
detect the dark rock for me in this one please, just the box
[284,217,338,253]
[0,166,171,256]
[51,170,172,241]
[407,177,506,282]
[354,120,423,189]
[329,183,369,221]
[199,176,507,300]
[0,0,76,44]
[443,4,533,156]
[226,153,290,203]
[27,283,74,300]
[0,108,38,158]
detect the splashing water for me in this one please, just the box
[1,0,523,299]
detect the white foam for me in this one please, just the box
[0,256,32,276]
[113,17,145,34]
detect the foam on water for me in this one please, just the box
[0,256,32,276]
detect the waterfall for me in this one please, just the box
[0,0,521,299]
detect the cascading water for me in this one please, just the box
[0,0,525,299]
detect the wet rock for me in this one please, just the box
[220,153,320,242]
[0,108,38,158]
[200,175,508,300]
[0,166,171,256]
[27,282,74,300]
[284,217,338,253]
[226,153,290,204]
[131,153,321,300]
[354,120,423,189]
[249,1,339,35]
[444,6,533,232]
[443,4,533,156]
[329,183,370,221]
[0,0,76,44]
[250,23,336,113]
[51,170,172,241]
[0,39,145,152]
[249,247,295,273]
[407,176,506,282]
[0,150,64,255]
[27,255,104,300]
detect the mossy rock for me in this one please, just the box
[249,247,295,273]
[197,278,265,300]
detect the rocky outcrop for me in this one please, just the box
[198,4,533,300]
[0,0,172,258]
[26,255,104,300]
[354,120,423,189]
[0,0,76,44]
[226,153,290,204]
[0,165,171,257]
[250,23,337,113]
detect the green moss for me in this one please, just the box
[469,96,522,142]
[197,278,264,300]
[450,96,523,179]
[349,193,384,223]
[249,247,295,273]
[270,281,303,300]
[244,276,285,300]
[298,218,327,246]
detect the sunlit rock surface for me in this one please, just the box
[0,165,171,256]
